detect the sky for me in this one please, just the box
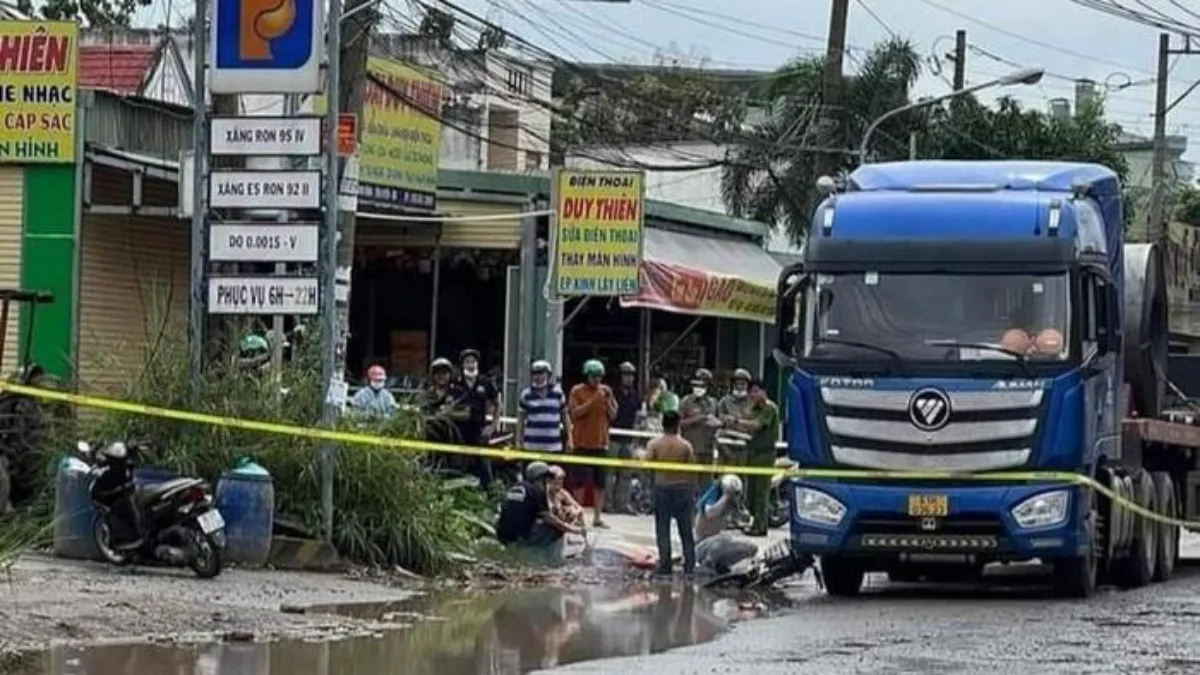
[439,0,1199,164]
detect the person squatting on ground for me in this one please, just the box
[453,348,499,491]
[605,361,642,515]
[568,359,617,529]
[642,410,697,576]
[727,379,780,537]
[351,364,398,418]
[694,474,758,575]
[516,360,570,455]
[495,461,582,566]
[548,465,584,528]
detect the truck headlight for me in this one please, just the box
[1011,489,1070,529]
[794,487,846,526]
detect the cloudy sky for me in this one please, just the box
[443,0,1200,167]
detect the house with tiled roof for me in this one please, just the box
[79,30,192,108]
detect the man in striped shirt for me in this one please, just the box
[516,359,571,454]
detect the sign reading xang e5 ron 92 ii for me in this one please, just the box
[553,169,645,296]
[0,21,79,164]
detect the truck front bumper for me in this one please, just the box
[789,480,1091,562]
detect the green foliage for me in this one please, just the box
[722,37,924,240]
[1175,184,1200,227]
[23,309,493,575]
[15,0,151,27]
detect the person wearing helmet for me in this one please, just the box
[237,333,271,372]
[717,368,754,426]
[351,364,397,418]
[495,460,581,565]
[424,357,469,448]
[693,473,758,575]
[568,358,618,528]
[454,348,499,490]
[679,368,720,471]
[607,361,642,514]
[726,378,780,537]
[517,359,570,455]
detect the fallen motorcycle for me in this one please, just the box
[79,440,225,578]
[768,457,797,529]
[702,540,818,591]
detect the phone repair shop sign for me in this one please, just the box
[209,170,321,209]
[207,277,319,315]
[209,223,319,262]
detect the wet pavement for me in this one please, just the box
[8,582,747,675]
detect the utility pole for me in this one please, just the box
[818,0,850,178]
[952,29,967,91]
[188,0,208,403]
[1149,32,1171,246]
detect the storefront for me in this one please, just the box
[347,192,533,395]
[0,166,23,371]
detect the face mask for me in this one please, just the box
[369,379,385,390]
[733,387,747,398]
[463,366,478,378]
[692,387,707,398]
[532,374,548,387]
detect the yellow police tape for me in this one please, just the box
[3,382,1198,531]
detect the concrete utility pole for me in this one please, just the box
[1149,33,1171,246]
[188,0,209,403]
[952,29,967,91]
[817,0,850,178]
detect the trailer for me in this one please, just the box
[775,161,1199,598]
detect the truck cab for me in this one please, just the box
[776,160,1185,598]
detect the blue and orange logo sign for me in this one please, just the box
[214,0,315,70]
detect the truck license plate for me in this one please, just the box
[197,509,225,534]
[907,494,949,517]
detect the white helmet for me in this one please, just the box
[719,474,743,494]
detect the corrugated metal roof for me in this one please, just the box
[79,44,159,95]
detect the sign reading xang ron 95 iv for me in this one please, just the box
[0,21,79,163]
[553,169,645,296]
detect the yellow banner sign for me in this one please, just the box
[0,21,79,164]
[553,169,645,296]
[360,57,444,211]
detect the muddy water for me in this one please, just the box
[15,583,747,675]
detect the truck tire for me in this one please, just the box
[1111,471,1156,589]
[1151,471,1178,582]
[820,556,864,597]
[1051,508,1098,599]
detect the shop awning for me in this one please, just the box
[620,227,782,324]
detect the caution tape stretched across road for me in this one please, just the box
[4,382,1199,530]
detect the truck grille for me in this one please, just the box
[819,387,1042,472]
[850,513,1007,553]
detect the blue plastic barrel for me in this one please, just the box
[53,457,100,561]
[214,458,275,567]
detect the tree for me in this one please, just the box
[16,0,150,26]
[720,38,923,241]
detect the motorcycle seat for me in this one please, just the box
[137,477,203,503]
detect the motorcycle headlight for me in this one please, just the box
[1011,489,1070,529]
[794,487,846,526]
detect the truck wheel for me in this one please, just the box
[1051,508,1097,598]
[820,556,864,597]
[1111,471,1156,590]
[1151,471,1178,582]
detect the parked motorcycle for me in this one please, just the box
[78,440,225,578]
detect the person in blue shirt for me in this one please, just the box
[516,360,570,455]
[350,364,397,418]
[694,474,758,575]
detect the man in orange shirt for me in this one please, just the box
[568,359,618,528]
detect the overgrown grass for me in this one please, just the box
[20,307,495,575]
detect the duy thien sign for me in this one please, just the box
[210,0,323,93]
[208,276,319,315]
[0,21,79,163]
[553,169,645,296]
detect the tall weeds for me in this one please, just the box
[24,300,487,574]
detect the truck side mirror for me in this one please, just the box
[775,263,806,359]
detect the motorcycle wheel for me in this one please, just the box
[187,528,223,579]
[92,514,133,566]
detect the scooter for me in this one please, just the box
[79,440,225,578]
[702,539,818,591]
[767,457,797,529]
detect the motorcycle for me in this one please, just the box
[767,457,797,529]
[78,440,225,578]
[702,539,818,591]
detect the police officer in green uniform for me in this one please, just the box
[731,378,780,537]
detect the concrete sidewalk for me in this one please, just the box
[587,512,787,550]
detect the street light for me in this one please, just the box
[858,67,1046,165]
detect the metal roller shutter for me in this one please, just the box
[354,218,439,249]
[0,168,23,372]
[76,214,189,394]
[437,199,521,249]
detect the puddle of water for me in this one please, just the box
[14,583,749,675]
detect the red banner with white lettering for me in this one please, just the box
[620,260,776,324]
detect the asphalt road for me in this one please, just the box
[552,536,1200,675]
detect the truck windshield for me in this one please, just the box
[802,272,1070,362]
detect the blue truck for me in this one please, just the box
[774,160,1199,598]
